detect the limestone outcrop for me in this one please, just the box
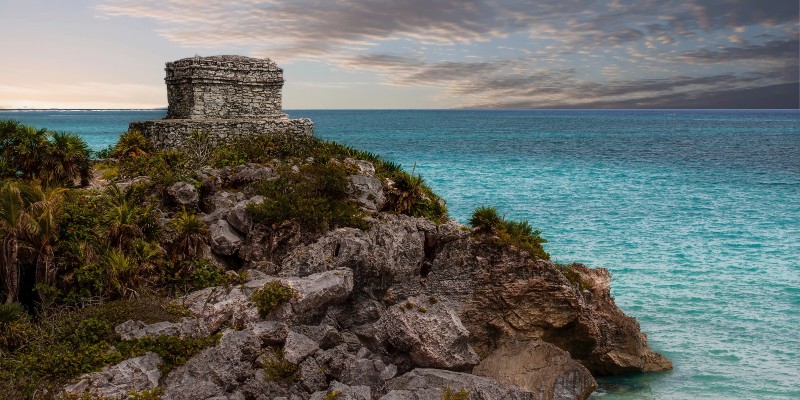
[65,156,671,399]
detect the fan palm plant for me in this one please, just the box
[0,181,37,303]
[43,132,91,187]
[169,208,209,261]
[28,186,66,303]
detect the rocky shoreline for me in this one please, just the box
[65,156,671,400]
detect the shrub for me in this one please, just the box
[262,347,299,382]
[248,162,368,232]
[468,206,503,232]
[468,206,549,260]
[113,130,155,159]
[250,281,297,317]
[556,263,594,290]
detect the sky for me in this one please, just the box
[0,0,797,109]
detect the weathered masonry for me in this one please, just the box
[130,55,313,148]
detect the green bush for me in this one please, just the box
[248,162,368,232]
[468,206,549,260]
[556,263,594,290]
[0,298,214,398]
[262,347,299,382]
[468,206,503,232]
[250,281,297,317]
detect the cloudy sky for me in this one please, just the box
[1,0,797,109]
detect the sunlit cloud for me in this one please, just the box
[89,1,800,108]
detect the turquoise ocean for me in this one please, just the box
[2,109,799,399]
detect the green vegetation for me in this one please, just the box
[262,347,299,382]
[212,134,447,223]
[0,120,456,397]
[442,386,469,400]
[323,390,341,400]
[555,263,594,290]
[469,206,549,260]
[0,120,91,187]
[250,281,297,317]
[0,298,217,399]
[248,162,368,232]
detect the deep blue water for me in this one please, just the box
[2,109,799,399]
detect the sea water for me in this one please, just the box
[2,109,799,399]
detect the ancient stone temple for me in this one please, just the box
[130,55,313,148]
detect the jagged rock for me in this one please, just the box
[204,191,246,222]
[349,174,386,212]
[284,331,320,364]
[291,324,343,350]
[344,158,376,175]
[299,357,328,392]
[472,338,596,400]
[179,269,354,332]
[281,214,426,299]
[179,285,260,332]
[209,219,244,256]
[163,329,262,400]
[250,269,354,323]
[422,235,671,375]
[168,181,199,208]
[310,381,372,400]
[252,320,290,344]
[63,352,162,399]
[227,196,263,234]
[115,317,210,340]
[386,368,532,400]
[378,296,479,371]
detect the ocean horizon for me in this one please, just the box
[2,108,798,399]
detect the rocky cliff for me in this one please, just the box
[65,155,670,400]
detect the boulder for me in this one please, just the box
[349,174,386,212]
[378,296,479,371]
[168,181,199,208]
[209,219,244,256]
[227,196,263,235]
[283,331,320,364]
[162,329,262,400]
[63,352,162,399]
[472,338,596,400]
[386,368,532,400]
[178,269,354,333]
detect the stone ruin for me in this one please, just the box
[130,55,313,148]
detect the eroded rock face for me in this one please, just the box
[472,338,596,400]
[64,352,162,399]
[377,296,479,371]
[279,212,669,376]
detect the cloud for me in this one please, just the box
[96,0,800,108]
[680,38,799,63]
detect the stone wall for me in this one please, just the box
[130,118,313,149]
[130,55,313,149]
